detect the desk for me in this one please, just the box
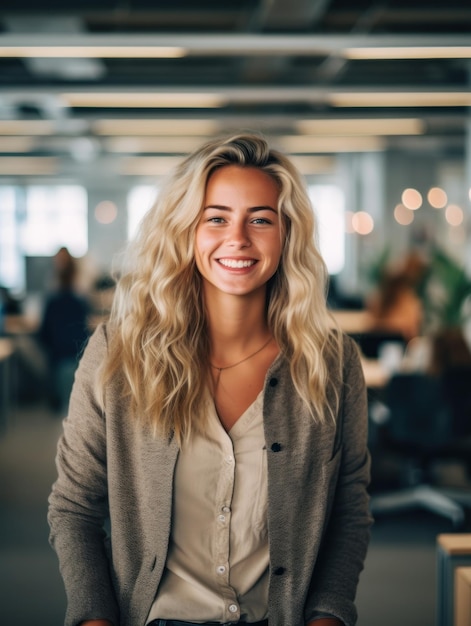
[361,357,390,389]
[456,567,471,626]
[4,314,39,335]
[331,309,374,334]
[437,534,471,626]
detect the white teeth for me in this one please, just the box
[219,259,255,268]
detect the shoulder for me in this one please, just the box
[341,332,364,385]
[76,322,110,372]
[324,331,363,381]
[342,331,362,364]
[89,321,109,348]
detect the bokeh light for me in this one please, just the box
[401,188,422,210]
[394,203,414,225]
[351,211,374,235]
[95,200,118,224]
[445,204,463,226]
[427,187,447,209]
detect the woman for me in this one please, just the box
[48,133,372,626]
[366,253,427,344]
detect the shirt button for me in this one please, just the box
[228,604,238,613]
[226,456,234,464]
[218,514,226,523]
[222,506,231,513]
[217,565,226,574]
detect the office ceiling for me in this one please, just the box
[1,0,471,179]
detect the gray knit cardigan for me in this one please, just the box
[48,324,372,626]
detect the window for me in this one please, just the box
[308,184,345,275]
[127,185,159,240]
[0,184,88,294]
[0,187,22,290]
[21,186,87,257]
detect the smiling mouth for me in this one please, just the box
[218,259,257,268]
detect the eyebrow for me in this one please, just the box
[203,204,277,214]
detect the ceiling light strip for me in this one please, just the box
[0,46,186,58]
[0,157,58,175]
[295,118,424,135]
[2,88,471,110]
[0,34,471,59]
[0,120,55,135]
[60,90,471,109]
[60,92,227,108]
[93,118,221,135]
[278,136,385,153]
[329,92,471,107]
[344,46,471,60]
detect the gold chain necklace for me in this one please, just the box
[210,336,273,391]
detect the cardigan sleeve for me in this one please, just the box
[48,324,119,626]
[304,335,373,626]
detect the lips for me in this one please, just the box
[218,258,257,269]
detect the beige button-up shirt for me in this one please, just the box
[147,392,269,624]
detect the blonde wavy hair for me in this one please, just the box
[99,132,342,442]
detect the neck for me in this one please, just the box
[204,288,269,357]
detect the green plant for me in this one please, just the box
[362,246,391,289]
[423,247,471,330]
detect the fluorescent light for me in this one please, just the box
[289,156,336,175]
[105,136,209,153]
[279,135,385,153]
[3,87,471,111]
[0,120,55,135]
[120,157,182,176]
[0,46,186,58]
[60,92,227,108]
[295,118,425,135]
[0,137,36,152]
[94,118,220,136]
[344,46,471,60]
[329,92,471,107]
[0,33,470,60]
[0,157,58,175]
[60,89,449,111]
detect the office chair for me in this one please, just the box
[369,371,471,527]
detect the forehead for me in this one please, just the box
[205,165,279,203]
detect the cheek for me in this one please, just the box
[269,234,283,266]
[195,228,205,250]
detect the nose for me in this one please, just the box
[227,220,250,247]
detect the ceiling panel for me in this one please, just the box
[0,0,470,179]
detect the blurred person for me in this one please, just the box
[38,248,91,413]
[366,253,427,343]
[48,134,372,626]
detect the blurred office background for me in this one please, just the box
[2,1,471,625]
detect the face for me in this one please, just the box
[195,165,282,299]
